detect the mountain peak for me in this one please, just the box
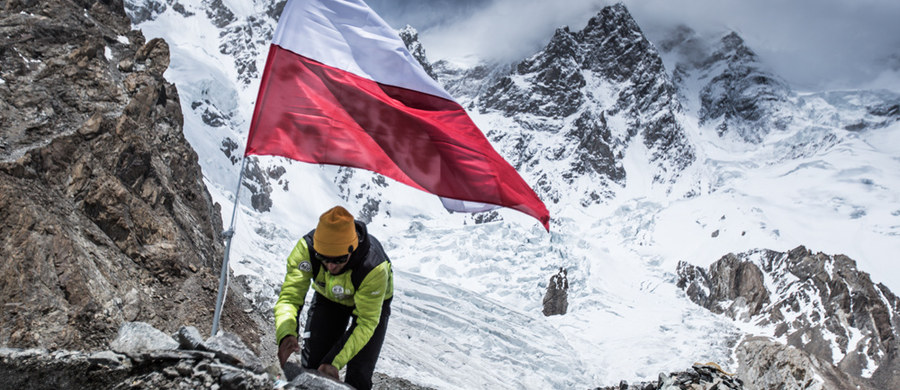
[678,31,796,143]
[467,3,694,207]
[582,2,641,37]
[398,24,438,81]
[708,31,759,67]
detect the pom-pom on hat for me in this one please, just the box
[313,206,358,257]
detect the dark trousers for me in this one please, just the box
[301,292,391,390]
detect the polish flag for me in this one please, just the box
[245,0,550,230]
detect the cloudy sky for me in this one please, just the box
[365,0,900,92]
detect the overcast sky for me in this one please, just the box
[365,0,900,92]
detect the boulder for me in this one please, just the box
[110,322,179,354]
[542,267,569,316]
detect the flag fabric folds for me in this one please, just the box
[245,0,550,230]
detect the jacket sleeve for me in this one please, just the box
[331,261,390,369]
[273,238,313,345]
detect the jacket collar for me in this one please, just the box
[344,221,369,272]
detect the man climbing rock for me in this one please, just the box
[274,206,393,390]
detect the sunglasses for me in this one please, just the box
[315,252,350,264]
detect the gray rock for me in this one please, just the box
[87,350,129,368]
[736,337,864,390]
[286,368,355,390]
[542,267,569,316]
[176,325,206,350]
[204,332,265,374]
[677,254,769,321]
[696,33,794,143]
[110,322,179,354]
[0,345,274,390]
[598,362,743,389]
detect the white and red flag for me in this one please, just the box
[245,0,550,230]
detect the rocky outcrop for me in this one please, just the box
[677,246,900,389]
[542,267,569,316]
[0,0,265,355]
[735,336,865,390]
[1,322,432,390]
[2,322,317,390]
[596,362,744,390]
[676,254,769,321]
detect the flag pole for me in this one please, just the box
[211,156,248,337]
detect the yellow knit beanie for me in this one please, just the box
[313,206,358,257]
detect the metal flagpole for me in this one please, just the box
[211,157,248,337]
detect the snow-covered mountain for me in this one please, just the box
[122,0,900,388]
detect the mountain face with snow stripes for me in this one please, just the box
[120,0,900,388]
[473,4,694,207]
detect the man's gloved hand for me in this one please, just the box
[278,335,300,368]
[318,363,340,380]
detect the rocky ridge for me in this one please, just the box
[596,362,744,390]
[0,0,268,358]
[677,246,900,389]
[0,321,432,390]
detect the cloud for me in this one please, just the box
[419,0,604,63]
[369,0,900,91]
[624,0,900,91]
[367,0,603,63]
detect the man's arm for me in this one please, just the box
[330,261,390,369]
[274,238,314,345]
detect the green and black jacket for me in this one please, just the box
[274,221,393,369]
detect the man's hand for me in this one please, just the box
[318,363,340,380]
[278,335,300,368]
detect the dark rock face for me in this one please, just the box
[677,246,900,389]
[0,0,263,354]
[542,267,569,316]
[676,254,769,320]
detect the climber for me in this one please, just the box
[274,206,393,390]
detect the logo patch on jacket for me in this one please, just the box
[332,285,347,299]
[298,261,312,272]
